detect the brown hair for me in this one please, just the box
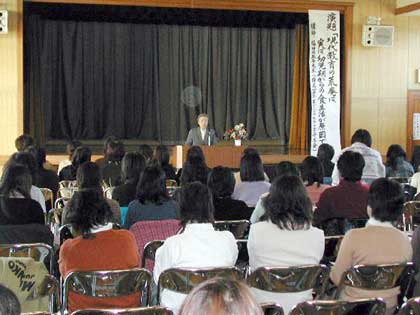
[179,278,263,315]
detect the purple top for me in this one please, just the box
[232,181,271,207]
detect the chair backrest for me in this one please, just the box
[236,239,249,268]
[401,201,420,231]
[247,264,329,297]
[40,188,54,209]
[157,267,244,304]
[71,306,174,315]
[142,240,164,268]
[289,298,386,315]
[214,220,250,239]
[261,303,284,315]
[71,306,173,315]
[129,220,182,271]
[319,218,367,236]
[322,235,344,264]
[62,268,152,313]
[58,180,78,199]
[0,243,54,274]
[398,296,420,315]
[336,262,415,299]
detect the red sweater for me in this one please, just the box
[59,229,140,313]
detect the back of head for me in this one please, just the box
[351,129,372,147]
[337,151,365,182]
[301,156,324,186]
[138,144,154,162]
[67,188,113,238]
[66,139,82,156]
[275,161,300,179]
[76,162,102,190]
[317,143,335,161]
[106,140,125,163]
[386,144,406,170]
[179,182,214,226]
[0,164,32,199]
[136,165,168,204]
[208,166,235,198]
[72,146,92,168]
[103,136,118,154]
[181,146,208,185]
[0,285,21,315]
[368,178,404,222]
[154,145,171,166]
[14,134,34,152]
[240,153,264,182]
[24,146,46,170]
[180,278,263,315]
[122,152,146,184]
[8,152,37,181]
[263,175,312,230]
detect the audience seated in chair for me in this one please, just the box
[61,162,121,225]
[59,146,92,181]
[250,161,300,223]
[57,139,82,175]
[385,144,414,178]
[7,152,46,213]
[234,148,270,185]
[330,178,412,315]
[26,146,59,201]
[154,182,238,314]
[232,151,270,207]
[208,166,251,221]
[124,166,179,230]
[314,151,369,226]
[179,278,263,315]
[331,129,385,186]
[101,138,125,187]
[0,164,44,225]
[0,284,21,315]
[153,145,178,182]
[178,146,210,186]
[317,143,335,182]
[138,144,154,165]
[300,156,330,205]
[112,152,146,207]
[247,175,325,314]
[58,186,140,313]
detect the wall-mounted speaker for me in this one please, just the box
[362,25,394,47]
[0,10,8,34]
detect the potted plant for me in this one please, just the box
[223,123,248,146]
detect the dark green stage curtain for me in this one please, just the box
[25,16,296,144]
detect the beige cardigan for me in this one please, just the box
[330,223,412,310]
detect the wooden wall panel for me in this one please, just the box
[408,17,420,90]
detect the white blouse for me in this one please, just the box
[247,221,325,314]
[153,223,238,315]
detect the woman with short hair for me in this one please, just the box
[180,278,263,315]
[232,152,270,207]
[124,165,178,229]
[247,175,324,314]
[300,156,330,205]
[112,152,146,207]
[59,183,139,313]
[208,166,251,220]
[331,178,412,315]
[154,182,238,315]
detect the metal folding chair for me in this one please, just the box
[322,235,344,264]
[141,240,164,269]
[261,303,284,315]
[62,268,152,314]
[398,296,420,314]
[70,306,174,315]
[214,220,250,239]
[40,188,54,210]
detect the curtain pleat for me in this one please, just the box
[289,24,309,151]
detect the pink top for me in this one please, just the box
[305,183,330,205]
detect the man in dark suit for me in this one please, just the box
[185,113,218,146]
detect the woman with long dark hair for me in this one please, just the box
[300,156,329,205]
[154,145,177,181]
[124,165,178,229]
[247,175,324,314]
[154,182,238,314]
[179,146,209,185]
[112,152,146,207]
[59,179,139,313]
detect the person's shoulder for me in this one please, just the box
[308,226,325,237]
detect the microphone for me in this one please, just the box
[208,129,211,146]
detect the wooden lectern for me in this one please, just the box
[174,145,245,169]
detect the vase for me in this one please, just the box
[234,139,242,146]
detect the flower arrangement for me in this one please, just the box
[223,123,248,140]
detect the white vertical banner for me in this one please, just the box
[309,10,341,156]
